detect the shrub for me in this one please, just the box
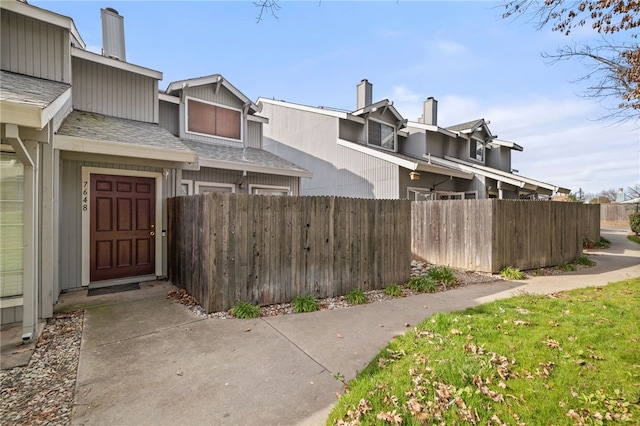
[500,266,525,280]
[596,237,611,249]
[630,213,640,235]
[345,289,368,305]
[556,262,577,272]
[628,234,640,244]
[384,284,403,297]
[573,256,596,267]
[406,276,437,293]
[292,295,319,313]
[427,266,457,286]
[231,301,261,319]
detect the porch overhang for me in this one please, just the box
[55,134,196,164]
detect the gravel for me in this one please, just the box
[1,310,83,426]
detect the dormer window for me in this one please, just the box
[186,98,241,141]
[469,138,485,162]
[368,118,395,151]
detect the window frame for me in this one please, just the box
[194,181,236,194]
[469,137,485,163]
[180,180,193,196]
[366,117,396,152]
[249,184,291,196]
[185,97,243,142]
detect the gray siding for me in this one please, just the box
[185,84,243,110]
[58,157,163,290]
[247,121,262,149]
[1,10,70,83]
[339,120,364,144]
[401,132,426,159]
[159,100,179,136]
[182,168,300,195]
[1,305,22,325]
[72,56,158,122]
[262,102,398,199]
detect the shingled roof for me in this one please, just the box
[0,70,70,108]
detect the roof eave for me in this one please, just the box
[0,87,71,130]
[71,47,162,79]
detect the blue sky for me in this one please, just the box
[34,0,639,196]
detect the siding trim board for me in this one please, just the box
[199,158,312,178]
[71,47,162,79]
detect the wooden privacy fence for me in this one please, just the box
[168,193,411,313]
[412,200,600,273]
[600,203,637,225]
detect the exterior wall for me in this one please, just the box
[1,10,71,83]
[58,156,164,290]
[72,56,158,122]
[262,102,399,199]
[247,121,262,149]
[159,100,179,136]
[486,146,512,172]
[338,120,364,144]
[178,85,246,147]
[400,132,425,159]
[1,305,22,325]
[182,168,300,195]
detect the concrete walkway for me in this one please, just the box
[63,227,638,426]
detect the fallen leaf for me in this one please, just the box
[450,329,463,335]
[244,328,251,332]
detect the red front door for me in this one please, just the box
[90,174,156,282]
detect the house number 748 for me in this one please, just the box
[82,181,88,211]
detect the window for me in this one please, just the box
[187,98,241,140]
[368,119,395,151]
[469,139,485,162]
[436,191,477,200]
[195,181,235,194]
[407,188,433,201]
[1,152,24,298]
[249,185,291,196]
[180,180,193,196]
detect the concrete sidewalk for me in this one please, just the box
[66,227,639,426]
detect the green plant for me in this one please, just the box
[231,301,261,319]
[327,278,640,425]
[630,212,640,235]
[499,266,525,280]
[384,284,403,297]
[292,295,319,313]
[556,262,577,272]
[344,289,368,305]
[427,266,457,287]
[627,234,640,244]
[596,236,611,248]
[406,276,437,293]
[573,256,596,267]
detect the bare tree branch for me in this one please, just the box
[254,0,281,23]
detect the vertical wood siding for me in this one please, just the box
[411,200,600,273]
[72,57,157,122]
[159,101,179,136]
[168,194,411,312]
[247,121,262,149]
[1,11,69,82]
[58,157,161,290]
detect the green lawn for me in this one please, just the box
[328,278,640,425]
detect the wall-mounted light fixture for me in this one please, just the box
[409,171,420,181]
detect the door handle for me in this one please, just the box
[150,231,155,237]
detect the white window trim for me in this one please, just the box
[366,117,397,152]
[407,186,433,201]
[81,167,163,287]
[180,179,193,196]
[469,137,485,164]
[185,96,243,143]
[194,181,236,194]
[249,184,291,195]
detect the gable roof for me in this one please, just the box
[0,70,72,129]
[488,139,524,152]
[55,110,196,163]
[180,140,312,178]
[165,74,260,114]
[351,99,405,124]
